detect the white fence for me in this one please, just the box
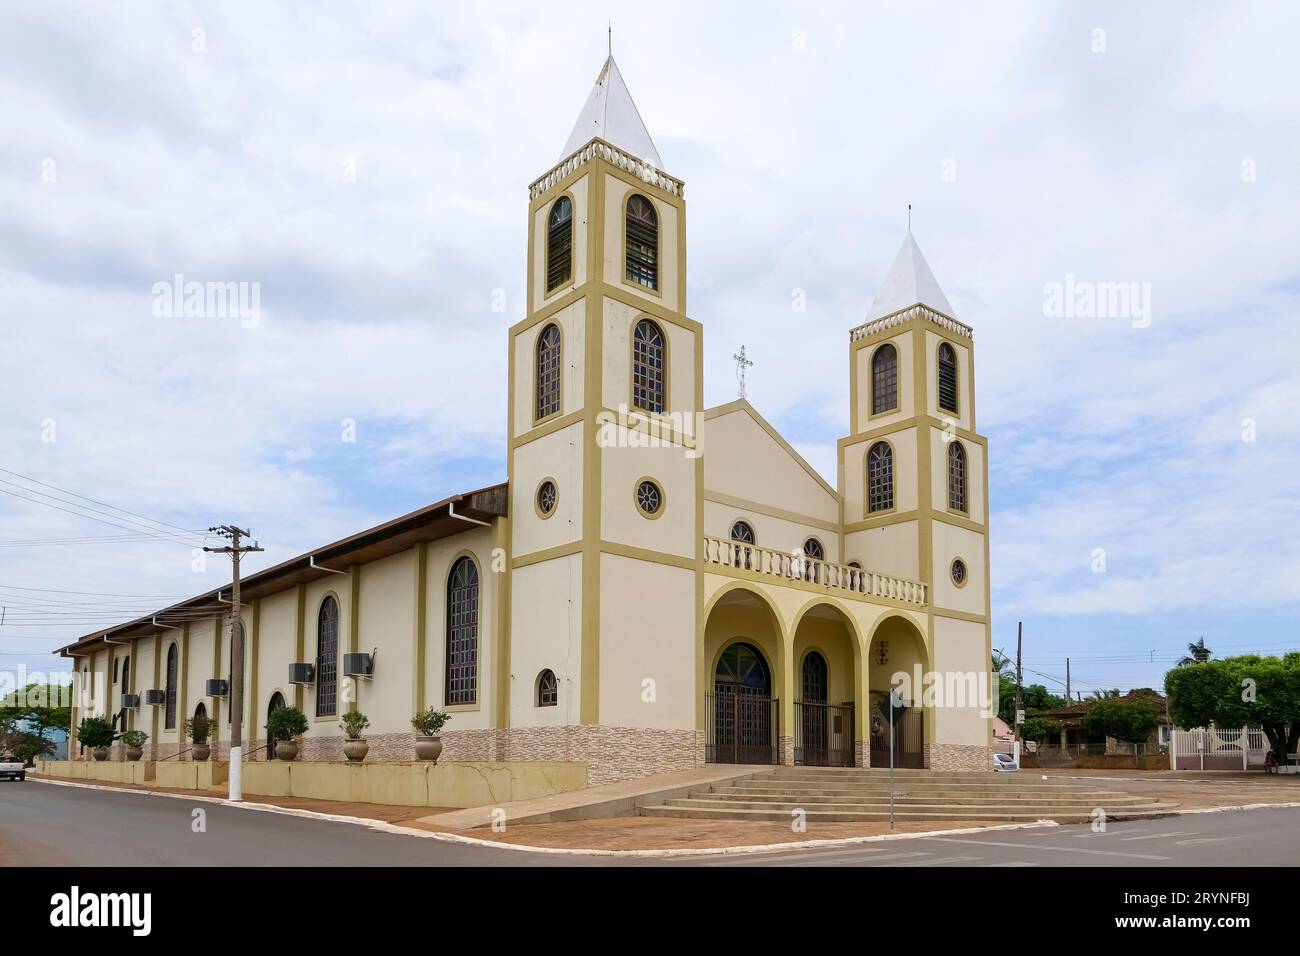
[1171,727,1270,770]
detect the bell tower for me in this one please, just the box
[505,56,702,763]
[839,230,993,763]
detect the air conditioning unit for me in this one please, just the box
[144,689,166,706]
[120,693,140,710]
[342,652,374,678]
[289,663,315,685]
[206,679,229,698]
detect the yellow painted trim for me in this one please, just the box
[512,410,584,450]
[492,515,511,729]
[703,490,840,534]
[292,584,305,712]
[599,540,694,571]
[512,541,583,569]
[412,542,428,713]
[844,510,921,534]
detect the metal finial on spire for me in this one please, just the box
[908,203,912,232]
[608,21,612,56]
[732,345,754,400]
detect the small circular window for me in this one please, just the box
[535,479,557,518]
[951,558,968,587]
[635,478,663,517]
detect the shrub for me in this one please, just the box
[185,714,214,745]
[121,730,149,748]
[339,711,370,740]
[411,707,451,736]
[75,716,117,750]
[1019,716,1062,743]
[266,706,309,740]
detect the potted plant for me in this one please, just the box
[411,707,451,762]
[121,730,149,761]
[266,706,309,761]
[339,711,370,762]
[75,716,117,761]
[185,713,214,761]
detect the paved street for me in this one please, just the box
[2,780,1298,867]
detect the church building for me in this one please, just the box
[59,56,994,784]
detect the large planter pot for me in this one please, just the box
[192,744,211,762]
[91,747,109,762]
[124,745,144,762]
[343,738,369,762]
[414,736,442,763]
[275,740,300,762]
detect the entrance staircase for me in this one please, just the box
[640,766,1180,824]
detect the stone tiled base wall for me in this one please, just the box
[501,726,699,786]
[925,743,992,772]
[150,742,183,762]
[779,735,795,766]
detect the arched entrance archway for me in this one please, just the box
[710,642,778,765]
[868,614,928,769]
[266,692,286,759]
[792,602,861,767]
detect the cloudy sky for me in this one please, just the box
[2,1,1297,696]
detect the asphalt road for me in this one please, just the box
[2,780,1298,867]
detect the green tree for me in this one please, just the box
[1177,637,1212,667]
[1165,653,1300,760]
[1082,698,1159,743]
[1019,716,1062,743]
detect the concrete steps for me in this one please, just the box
[639,767,1179,824]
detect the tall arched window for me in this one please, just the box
[948,440,967,512]
[536,323,561,420]
[872,343,898,414]
[625,194,658,290]
[801,652,828,704]
[867,441,894,513]
[631,318,665,413]
[315,596,339,717]
[938,342,958,413]
[164,643,178,729]
[118,656,131,729]
[536,669,558,707]
[446,557,480,706]
[545,196,573,292]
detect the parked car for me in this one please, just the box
[993,751,1018,772]
[0,755,25,782]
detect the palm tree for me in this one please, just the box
[1177,637,1212,667]
[1087,688,1121,701]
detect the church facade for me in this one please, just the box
[60,57,994,784]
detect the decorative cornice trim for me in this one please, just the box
[530,138,685,200]
[849,303,973,342]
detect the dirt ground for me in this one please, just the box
[29,768,1300,852]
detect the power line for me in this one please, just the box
[0,584,191,598]
[0,467,206,537]
[0,486,205,547]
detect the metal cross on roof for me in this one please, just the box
[732,345,753,399]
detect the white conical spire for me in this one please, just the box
[866,230,955,321]
[560,56,662,168]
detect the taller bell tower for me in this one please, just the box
[505,56,702,770]
[839,231,993,766]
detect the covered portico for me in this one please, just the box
[700,570,924,768]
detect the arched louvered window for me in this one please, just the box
[631,319,665,413]
[536,669,558,707]
[729,521,755,544]
[625,194,658,290]
[867,441,894,513]
[938,342,958,413]
[803,538,825,560]
[315,596,339,717]
[118,656,130,729]
[546,196,573,293]
[446,557,480,706]
[948,440,967,512]
[872,343,898,414]
[536,323,561,420]
[164,643,178,729]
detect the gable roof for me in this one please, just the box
[560,55,663,168]
[704,399,839,501]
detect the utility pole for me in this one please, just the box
[1014,622,1024,732]
[205,525,263,801]
[1065,657,1071,703]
